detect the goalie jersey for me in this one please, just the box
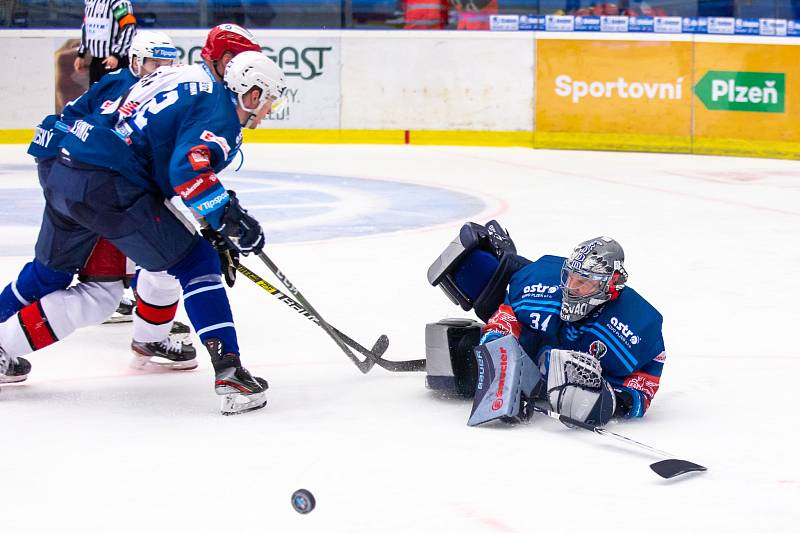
[481,255,666,418]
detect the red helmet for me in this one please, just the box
[201,24,261,62]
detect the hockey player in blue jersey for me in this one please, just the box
[0,26,264,381]
[0,50,286,414]
[0,31,194,380]
[425,221,665,427]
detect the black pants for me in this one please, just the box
[89,56,130,85]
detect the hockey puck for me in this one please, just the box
[291,489,316,514]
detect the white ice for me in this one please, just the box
[0,144,798,532]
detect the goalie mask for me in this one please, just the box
[559,237,627,322]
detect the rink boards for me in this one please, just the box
[0,30,799,159]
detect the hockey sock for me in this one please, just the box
[133,270,182,343]
[167,240,239,355]
[0,260,73,322]
[0,281,123,358]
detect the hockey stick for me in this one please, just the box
[532,406,707,479]
[238,263,426,372]
[242,258,426,373]
[236,262,387,359]
[252,252,389,373]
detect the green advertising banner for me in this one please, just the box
[694,71,785,113]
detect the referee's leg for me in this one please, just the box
[89,57,105,84]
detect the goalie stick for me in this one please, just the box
[532,406,707,479]
[237,261,425,372]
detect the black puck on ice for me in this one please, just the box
[291,489,316,514]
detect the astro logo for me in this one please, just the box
[491,347,509,411]
[523,283,558,295]
[609,317,640,344]
[589,340,608,359]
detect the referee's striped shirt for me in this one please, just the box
[77,0,136,59]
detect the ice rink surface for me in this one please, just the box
[0,143,798,532]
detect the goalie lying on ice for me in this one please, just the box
[426,221,665,427]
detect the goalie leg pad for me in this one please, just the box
[425,318,482,397]
[545,349,616,426]
[427,220,517,312]
[467,335,541,427]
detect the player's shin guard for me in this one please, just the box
[132,270,182,343]
[167,239,239,355]
[467,335,542,427]
[0,281,123,361]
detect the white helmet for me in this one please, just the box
[224,50,287,121]
[128,30,178,77]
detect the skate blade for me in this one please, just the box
[103,313,133,324]
[129,354,198,372]
[220,392,267,416]
[0,374,28,384]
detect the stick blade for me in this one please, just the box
[650,459,707,479]
[371,335,390,357]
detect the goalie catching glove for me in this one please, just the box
[544,349,616,426]
[217,190,265,255]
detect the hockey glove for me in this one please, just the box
[217,190,265,256]
[544,349,616,426]
[200,227,240,287]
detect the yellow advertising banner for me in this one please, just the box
[535,39,693,153]
[692,42,800,159]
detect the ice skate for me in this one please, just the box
[215,366,269,415]
[103,294,135,324]
[130,336,198,371]
[169,320,191,342]
[205,338,268,415]
[0,347,31,384]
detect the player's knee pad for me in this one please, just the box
[79,239,134,286]
[467,335,542,427]
[427,220,530,322]
[166,238,221,289]
[42,281,124,336]
[425,318,482,397]
[136,270,181,297]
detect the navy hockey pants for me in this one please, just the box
[37,156,198,273]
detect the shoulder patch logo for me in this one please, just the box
[200,130,231,159]
[589,340,607,359]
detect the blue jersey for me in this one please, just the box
[481,255,666,418]
[59,78,241,229]
[27,68,138,161]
